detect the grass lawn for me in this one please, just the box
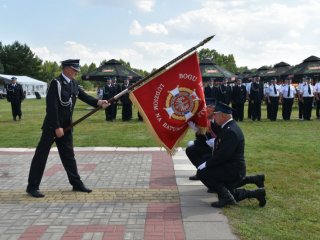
[0,96,319,240]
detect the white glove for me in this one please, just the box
[197,162,206,170]
[188,121,199,132]
[206,138,215,148]
[187,140,195,147]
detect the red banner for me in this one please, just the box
[130,52,207,153]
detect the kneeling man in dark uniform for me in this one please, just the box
[196,101,266,208]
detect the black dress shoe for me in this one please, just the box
[72,185,92,193]
[207,188,216,193]
[189,174,200,181]
[26,190,45,198]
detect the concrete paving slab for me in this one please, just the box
[0,148,237,240]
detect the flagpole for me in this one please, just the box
[64,35,215,132]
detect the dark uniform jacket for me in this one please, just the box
[217,84,232,105]
[120,84,131,104]
[204,86,218,100]
[250,82,264,102]
[231,85,247,104]
[205,120,246,176]
[6,83,24,103]
[42,74,98,130]
[103,84,117,100]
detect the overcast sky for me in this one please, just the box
[1,0,320,72]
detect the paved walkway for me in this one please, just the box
[0,147,237,240]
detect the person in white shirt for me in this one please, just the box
[297,78,306,120]
[314,79,320,119]
[267,79,281,121]
[300,77,315,120]
[280,78,296,120]
[264,81,271,119]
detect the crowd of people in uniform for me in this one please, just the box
[204,76,320,121]
[2,58,316,209]
[97,77,144,122]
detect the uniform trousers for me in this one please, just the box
[303,97,314,120]
[232,103,245,121]
[122,103,132,121]
[298,100,304,119]
[247,101,252,119]
[269,96,279,121]
[197,162,245,193]
[316,99,320,119]
[105,103,116,121]
[27,129,83,191]
[10,100,22,119]
[186,144,211,168]
[251,100,262,121]
[282,98,294,120]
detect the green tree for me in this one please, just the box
[198,48,237,73]
[76,63,96,91]
[0,41,42,78]
[40,61,60,83]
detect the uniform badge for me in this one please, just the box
[164,85,200,121]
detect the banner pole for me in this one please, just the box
[64,35,215,132]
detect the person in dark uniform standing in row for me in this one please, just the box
[6,77,25,121]
[217,78,232,105]
[280,78,296,120]
[300,77,314,120]
[314,79,320,119]
[26,59,109,198]
[231,78,247,121]
[195,101,266,208]
[112,77,121,120]
[266,79,281,121]
[246,77,253,119]
[250,77,264,121]
[103,79,117,121]
[120,78,133,121]
[204,79,218,100]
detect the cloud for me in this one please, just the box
[135,0,320,68]
[82,0,155,12]
[129,20,168,35]
[129,20,143,35]
[134,0,155,12]
[31,46,61,62]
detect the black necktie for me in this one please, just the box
[70,81,74,96]
[287,85,290,97]
[273,84,277,94]
[308,84,311,94]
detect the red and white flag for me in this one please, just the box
[130,52,207,154]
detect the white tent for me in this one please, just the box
[0,74,47,99]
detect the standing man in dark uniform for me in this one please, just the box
[196,101,266,208]
[280,78,296,120]
[250,77,264,121]
[297,78,306,120]
[26,59,109,198]
[111,77,121,120]
[314,79,320,119]
[120,78,132,121]
[300,77,314,120]
[266,79,281,121]
[204,79,218,100]
[103,79,117,121]
[217,78,231,105]
[6,77,25,121]
[231,78,247,121]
